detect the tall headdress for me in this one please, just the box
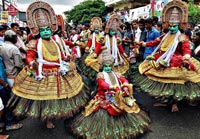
[105,13,124,34]
[162,0,188,29]
[56,15,65,34]
[26,1,58,36]
[90,17,102,31]
[98,50,114,66]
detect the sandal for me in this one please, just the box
[6,123,23,131]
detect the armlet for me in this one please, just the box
[179,34,189,42]
[27,39,37,51]
[96,72,104,80]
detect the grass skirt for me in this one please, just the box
[69,109,150,139]
[7,86,90,120]
[129,61,200,101]
[7,65,91,120]
[77,54,98,83]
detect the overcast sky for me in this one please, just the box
[16,0,84,14]
[17,0,83,5]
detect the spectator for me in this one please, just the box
[152,16,159,27]
[0,98,9,139]
[0,30,23,87]
[11,23,28,63]
[193,29,200,59]
[0,26,7,46]
[0,45,23,132]
[122,22,132,55]
[185,22,196,41]
[143,17,160,59]
[155,21,163,34]
[136,18,147,62]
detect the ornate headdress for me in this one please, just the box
[90,17,102,31]
[105,13,124,34]
[98,50,114,66]
[56,15,65,34]
[162,0,188,29]
[26,1,58,36]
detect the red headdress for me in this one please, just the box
[162,0,188,29]
[56,14,65,34]
[105,13,124,34]
[90,17,102,31]
[26,1,58,36]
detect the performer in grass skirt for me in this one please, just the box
[54,15,78,62]
[77,17,104,83]
[70,51,150,139]
[80,14,130,83]
[7,1,90,129]
[131,0,200,112]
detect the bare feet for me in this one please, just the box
[46,121,55,129]
[6,123,23,131]
[153,102,167,107]
[0,135,9,139]
[171,104,179,112]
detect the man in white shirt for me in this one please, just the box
[0,30,23,87]
[11,23,27,63]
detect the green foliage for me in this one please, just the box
[64,0,106,24]
[188,0,200,24]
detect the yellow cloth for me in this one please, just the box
[42,39,59,61]
[160,34,176,51]
[139,57,200,84]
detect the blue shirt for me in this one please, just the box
[0,56,7,89]
[143,27,160,59]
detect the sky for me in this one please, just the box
[16,0,84,14]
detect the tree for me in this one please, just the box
[188,0,200,24]
[64,0,106,24]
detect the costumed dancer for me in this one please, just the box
[133,0,200,112]
[54,15,77,61]
[102,14,129,74]
[78,17,104,83]
[7,1,90,128]
[80,23,91,49]
[69,29,83,59]
[70,51,150,139]
[84,14,129,81]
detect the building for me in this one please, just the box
[105,0,150,11]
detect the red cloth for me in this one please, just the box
[94,75,128,116]
[87,39,92,48]
[146,34,192,68]
[63,39,73,47]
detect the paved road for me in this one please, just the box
[3,93,200,139]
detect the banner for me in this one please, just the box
[6,4,18,16]
[150,0,172,17]
[0,11,9,24]
[127,4,150,22]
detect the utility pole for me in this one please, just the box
[2,0,5,11]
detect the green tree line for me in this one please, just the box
[64,0,106,24]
